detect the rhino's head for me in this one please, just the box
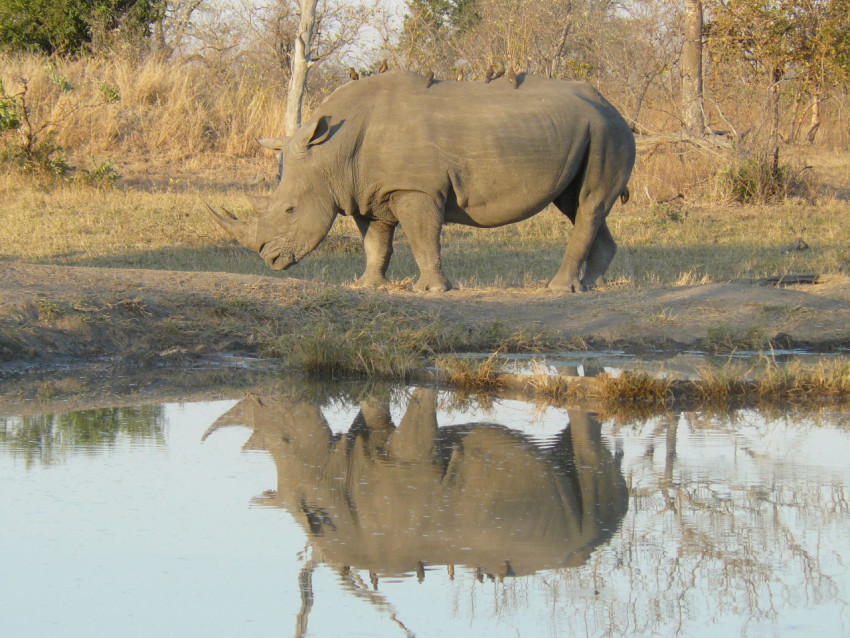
[210,116,338,271]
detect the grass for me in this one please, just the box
[0,52,290,166]
[690,357,850,403]
[2,171,849,289]
[1,54,849,406]
[2,153,849,404]
[262,291,563,379]
[434,353,509,393]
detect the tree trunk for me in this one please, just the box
[285,0,319,137]
[151,1,168,56]
[681,0,705,137]
[806,93,821,143]
[170,1,205,56]
[769,66,783,172]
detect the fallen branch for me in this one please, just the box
[634,132,734,159]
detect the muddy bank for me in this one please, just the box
[2,263,850,374]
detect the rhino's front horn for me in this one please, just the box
[206,203,261,251]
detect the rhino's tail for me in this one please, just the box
[620,187,630,205]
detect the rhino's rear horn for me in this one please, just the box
[247,195,271,213]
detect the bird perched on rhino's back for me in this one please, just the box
[507,66,518,89]
[209,71,636,293]
[492,62,505,80]
[348,67,359,81]
[423,68,435,87]
[378,59,388,73]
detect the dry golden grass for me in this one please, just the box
[1,52,848,291]
[2,167,849,290]
[597,370,674,406]
[692,357,850,403]
[1,52,289,167]
[434,353,509,392]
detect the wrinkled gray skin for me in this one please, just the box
[206,387,628,577]
[211,71,636,292]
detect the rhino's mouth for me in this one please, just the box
[259,242,296,271]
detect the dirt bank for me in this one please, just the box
[2,263,850,373]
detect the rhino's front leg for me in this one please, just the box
[390,191,452,292]
[352,216,396,287]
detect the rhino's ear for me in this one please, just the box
[290,116,332,157]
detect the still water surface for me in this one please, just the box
[2,381,850,637]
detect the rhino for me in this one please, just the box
[205,387,628,577]
[210,70,636,292]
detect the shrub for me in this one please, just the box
[75,158,119,188]
[0,0,158,55]
[0,79,20,132]
[717,153,809,203]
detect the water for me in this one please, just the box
[2,376,850,637]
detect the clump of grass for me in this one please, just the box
[688,356,850,404]
[280,322,422,377]
[266,290,468,378]
[717,154,810,203]
[649,201,687,224]
[434,352,508,393]
[521,359,590,405]
[754,358,850,399]
[596,370,673,406]
[74,158,119,188]
[702,322,772,354]
[690,360,750,403]
[527,360,569,393]
[263,284,571,380]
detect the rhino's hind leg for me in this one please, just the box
[550,193,614,293]
[581,221,616,290]
[390,191,452,292]
[353,216,396,287]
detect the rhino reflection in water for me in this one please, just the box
[208,388,628,578]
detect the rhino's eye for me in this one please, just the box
[284,206,295,215]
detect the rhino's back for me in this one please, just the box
[318,71,633,224]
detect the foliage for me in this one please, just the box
[0,77,70,174]
[75,158,119,187]
[45,64,76,92]
[0,79,21,133]
[1,137,69,175]
[0,0,163,55]
[716,154,806,203]
[99,80,120,102]
[707,0,850,92]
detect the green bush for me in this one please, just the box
[75,158,119,187]
[1,137,69,175]
[0,0,160,55]
[717,154,804,203]
[0,79,21,132]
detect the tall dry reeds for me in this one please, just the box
[0,52,290,169]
